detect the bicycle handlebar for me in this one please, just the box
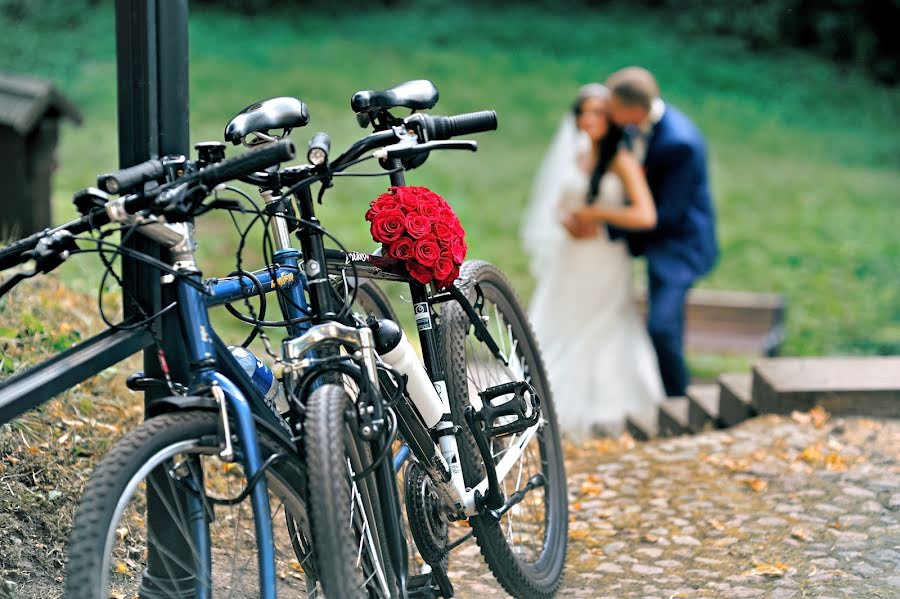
[97,159,166,195]
[0,139,296,272]
[424,110,498,140]
[199,139,296,189]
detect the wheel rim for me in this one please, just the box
[99,436,317,597]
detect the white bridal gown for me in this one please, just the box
[527,160,665,440]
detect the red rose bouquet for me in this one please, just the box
[365,186,467,288]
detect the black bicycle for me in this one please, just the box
[232,80,569,598]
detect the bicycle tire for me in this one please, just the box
[353,279,398,322]
[65,409,318,598]
[304,383,396,598]
[439,260,568,599]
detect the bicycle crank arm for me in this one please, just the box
[488,473,546,521]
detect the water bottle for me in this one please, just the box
[369,319,445,429]
[228,345,289,413]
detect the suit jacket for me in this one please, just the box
[609,104,718,285]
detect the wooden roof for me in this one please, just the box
[0,73,83,135]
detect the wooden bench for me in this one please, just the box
[635,288,786,357]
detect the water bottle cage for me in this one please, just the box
[476,381,541,438]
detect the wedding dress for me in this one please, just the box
[523,121,665,440]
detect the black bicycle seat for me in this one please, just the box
[350,80,439,114]
[224,97,310,145]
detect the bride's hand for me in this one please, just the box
[561,213,597,239]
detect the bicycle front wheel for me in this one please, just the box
[439,260,568,599]
[65,410,317,598]
[304,383,396,598]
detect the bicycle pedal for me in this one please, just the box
[476,380,541,437]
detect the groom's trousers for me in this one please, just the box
[647,273,691,397]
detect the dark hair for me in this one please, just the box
[586,124,624,204]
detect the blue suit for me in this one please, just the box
[609,104,718,396]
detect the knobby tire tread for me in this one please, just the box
[440,260,567,599]
[65,410,307,597]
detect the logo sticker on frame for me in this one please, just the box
[414,302,431,331]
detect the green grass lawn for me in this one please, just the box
[2,3,898,366]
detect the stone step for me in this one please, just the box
[658,398,690,437]
[625,406,658,442]
[686,384,722,432]
[718,372,755,427]
[752,357,900,417]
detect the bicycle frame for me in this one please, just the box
[316,246,543,516]
[282,172,543,597]
[133,219,293,599]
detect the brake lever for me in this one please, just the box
[375,140,478,160]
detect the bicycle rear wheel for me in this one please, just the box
[352,280,398,322]
[439,260,567,599]
[65,410,317,598]
[304,383,396,598]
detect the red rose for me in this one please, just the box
[417,201,442,221]
[397,187,422,211]
[404,214,432,239]
[365,198,401,222]
[408,261,434,284]
[449,219,465,238]
[412,237,441,267]
[449,236,467,264]
[432,222,454,247]
[433,254,454,282]
[371,209,406,243]
[437,264,460,289]
[418,189,441,205]
[388,236,415,260]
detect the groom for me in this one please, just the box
[583,66,718,397]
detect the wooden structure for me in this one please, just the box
[0,73,82,238]
[636,287,786,357]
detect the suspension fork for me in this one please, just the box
[206,372,278,599]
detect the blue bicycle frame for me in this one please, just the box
[154,237,311,597]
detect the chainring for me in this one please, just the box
[404,461,450,569]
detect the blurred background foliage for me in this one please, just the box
[0,0,897,375]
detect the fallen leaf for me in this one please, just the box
[746,478,768,492]
[799,444,823,463]
[824,453,848,471]
[741,562,788,577]
[809,406,829,427]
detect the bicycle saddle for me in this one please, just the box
[351,80,439,114]
[224,97,310,145]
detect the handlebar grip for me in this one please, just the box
[97,159,165,195]
[199,139,296,188]
[0,232,42,271]
[428,110,498,140]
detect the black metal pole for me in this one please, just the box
[115,1,193,594]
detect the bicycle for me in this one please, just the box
[238,79,569,598]
[0,137,348,597]
[0,79,568,597]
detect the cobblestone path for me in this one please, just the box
[447,413,900,598]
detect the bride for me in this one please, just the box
[522,83,665,440]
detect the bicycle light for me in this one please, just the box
[307,132,331,166]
